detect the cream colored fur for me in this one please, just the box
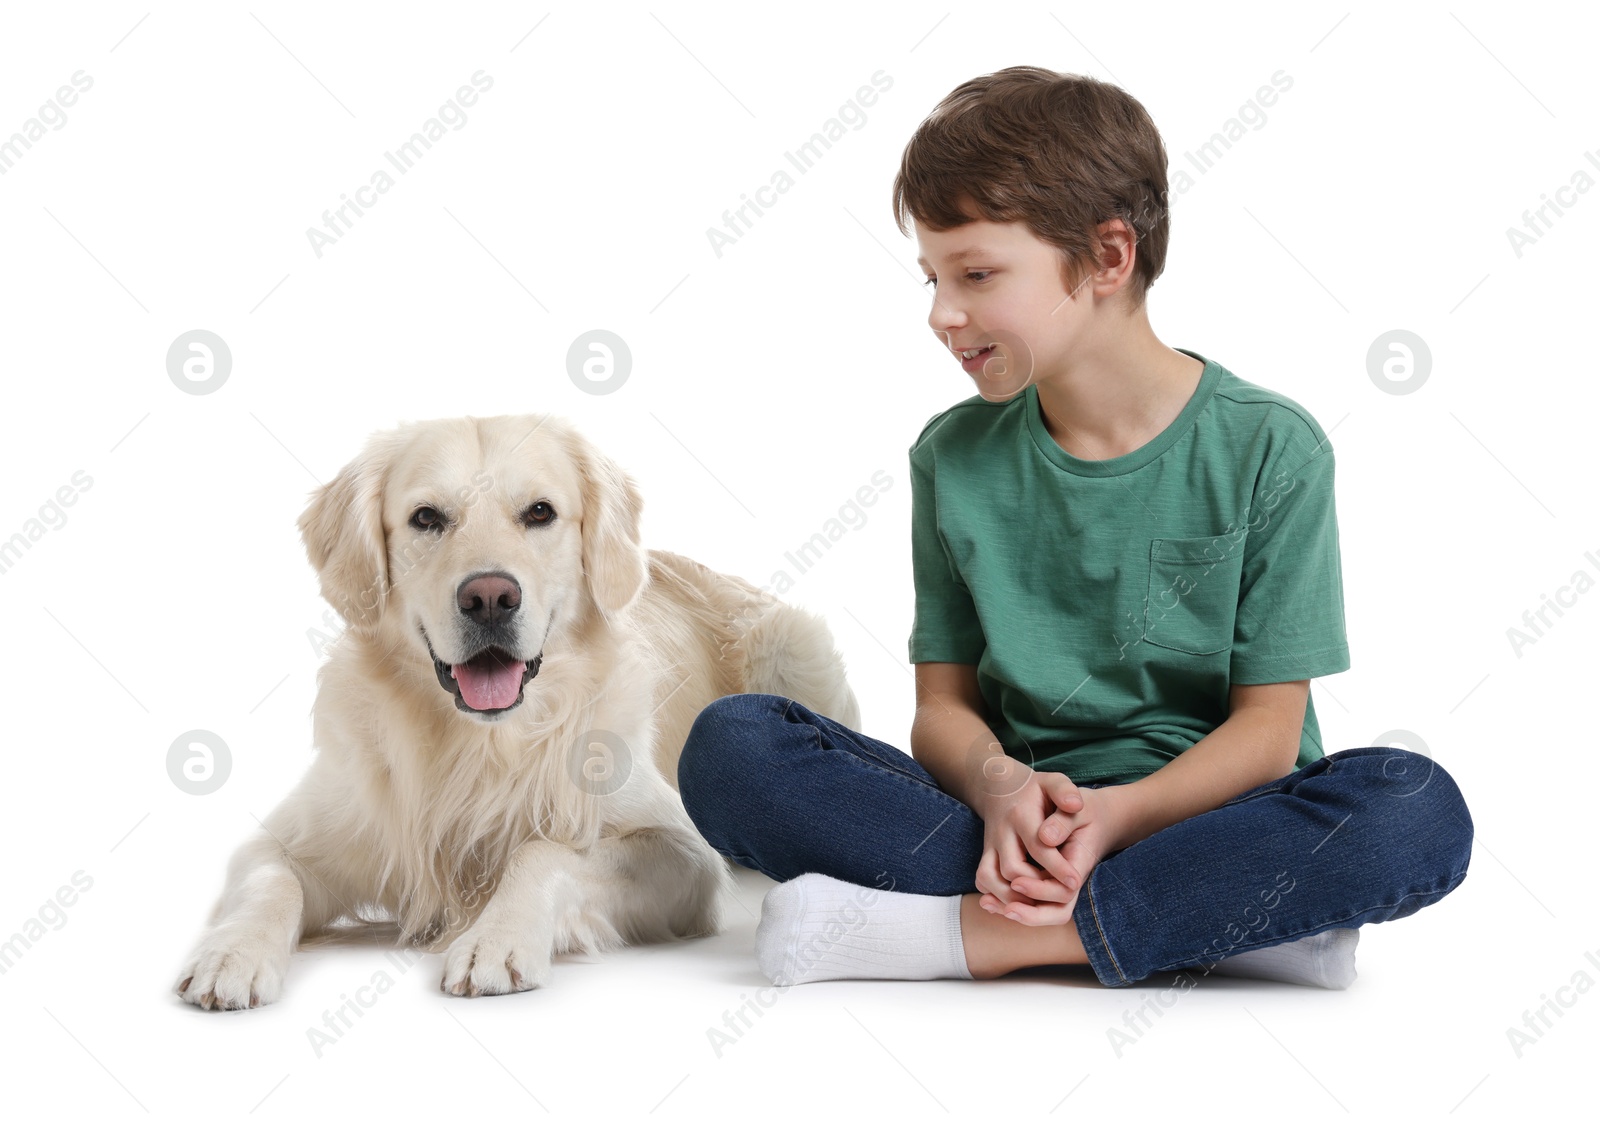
[174,414,859,1009]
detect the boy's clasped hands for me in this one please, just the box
[972,751,1132,926]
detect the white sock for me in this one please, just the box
[1203,928,1360,989]
[755,873,972,986]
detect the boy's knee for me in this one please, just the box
[693,692,789,730]
[1361,747,1466,809]
[677,693,788,804]
[1333,746,1473,878]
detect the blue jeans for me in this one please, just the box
[677,693,1473,986]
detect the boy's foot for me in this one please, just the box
[754,873,1358,990]
[755,873,972,985]
[1204,928,1359,989]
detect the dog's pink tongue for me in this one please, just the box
[452,654,526,711]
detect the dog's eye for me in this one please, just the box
[410,506,446,531]
[522,501,556,527]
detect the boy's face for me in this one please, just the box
[915,212,1098,402]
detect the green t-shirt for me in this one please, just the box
[907,348,1350,785]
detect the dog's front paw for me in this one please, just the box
[175,927,290,1010]
[440,921,551,997]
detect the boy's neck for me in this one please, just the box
[1032,314,1205,463]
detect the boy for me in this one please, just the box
[676,67,1471,989]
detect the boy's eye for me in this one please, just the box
[922,272,991,287]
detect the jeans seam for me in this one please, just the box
[724,848,782,883]
[783,698,936,788]
[827,734,968,803]
[855,748,939,788]
[1084,881,1128,985]
[846,753,981,877]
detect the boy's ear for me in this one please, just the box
[568,429,646,617]
[298,437,393,631]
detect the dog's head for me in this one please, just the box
[298,415,646,721]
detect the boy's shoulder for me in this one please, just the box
[908,392,1012,462]
[1211,366,1332,448]
[1209,364,1337,472]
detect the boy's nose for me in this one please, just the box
[928,302,966,336]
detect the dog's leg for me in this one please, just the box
[439,826,731,997]
[578,824,733,945]
[174,833,324,1010]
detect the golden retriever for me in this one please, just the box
[174,414,859,1009]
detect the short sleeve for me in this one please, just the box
[907,444,986,665]
[1229,448,1351,683]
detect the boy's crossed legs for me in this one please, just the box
[677,694,1472,990]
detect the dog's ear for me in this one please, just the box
[298,436,392,631]
[572,431,647,617]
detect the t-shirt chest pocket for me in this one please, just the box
[1144,534,1246,655]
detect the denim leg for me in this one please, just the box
[677,693,986,894]
[680,703,1474,988]
[1072,746,1474,986]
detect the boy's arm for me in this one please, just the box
[912,661,1083,898]
[908,661,1007,817]
[1096,679,1310,852]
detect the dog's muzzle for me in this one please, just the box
[427,639,543,717]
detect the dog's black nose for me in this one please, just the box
[457,572,521,627]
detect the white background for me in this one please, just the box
[0,1,1593,1122]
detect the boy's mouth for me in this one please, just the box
[957,345,995,360]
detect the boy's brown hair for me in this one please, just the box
[893,66,1171,308]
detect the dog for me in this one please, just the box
[174,414,859,1009]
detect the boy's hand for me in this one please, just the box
[971,767,1083,921]
[992,784,1120,922]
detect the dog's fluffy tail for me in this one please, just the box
[739,601,862,730]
